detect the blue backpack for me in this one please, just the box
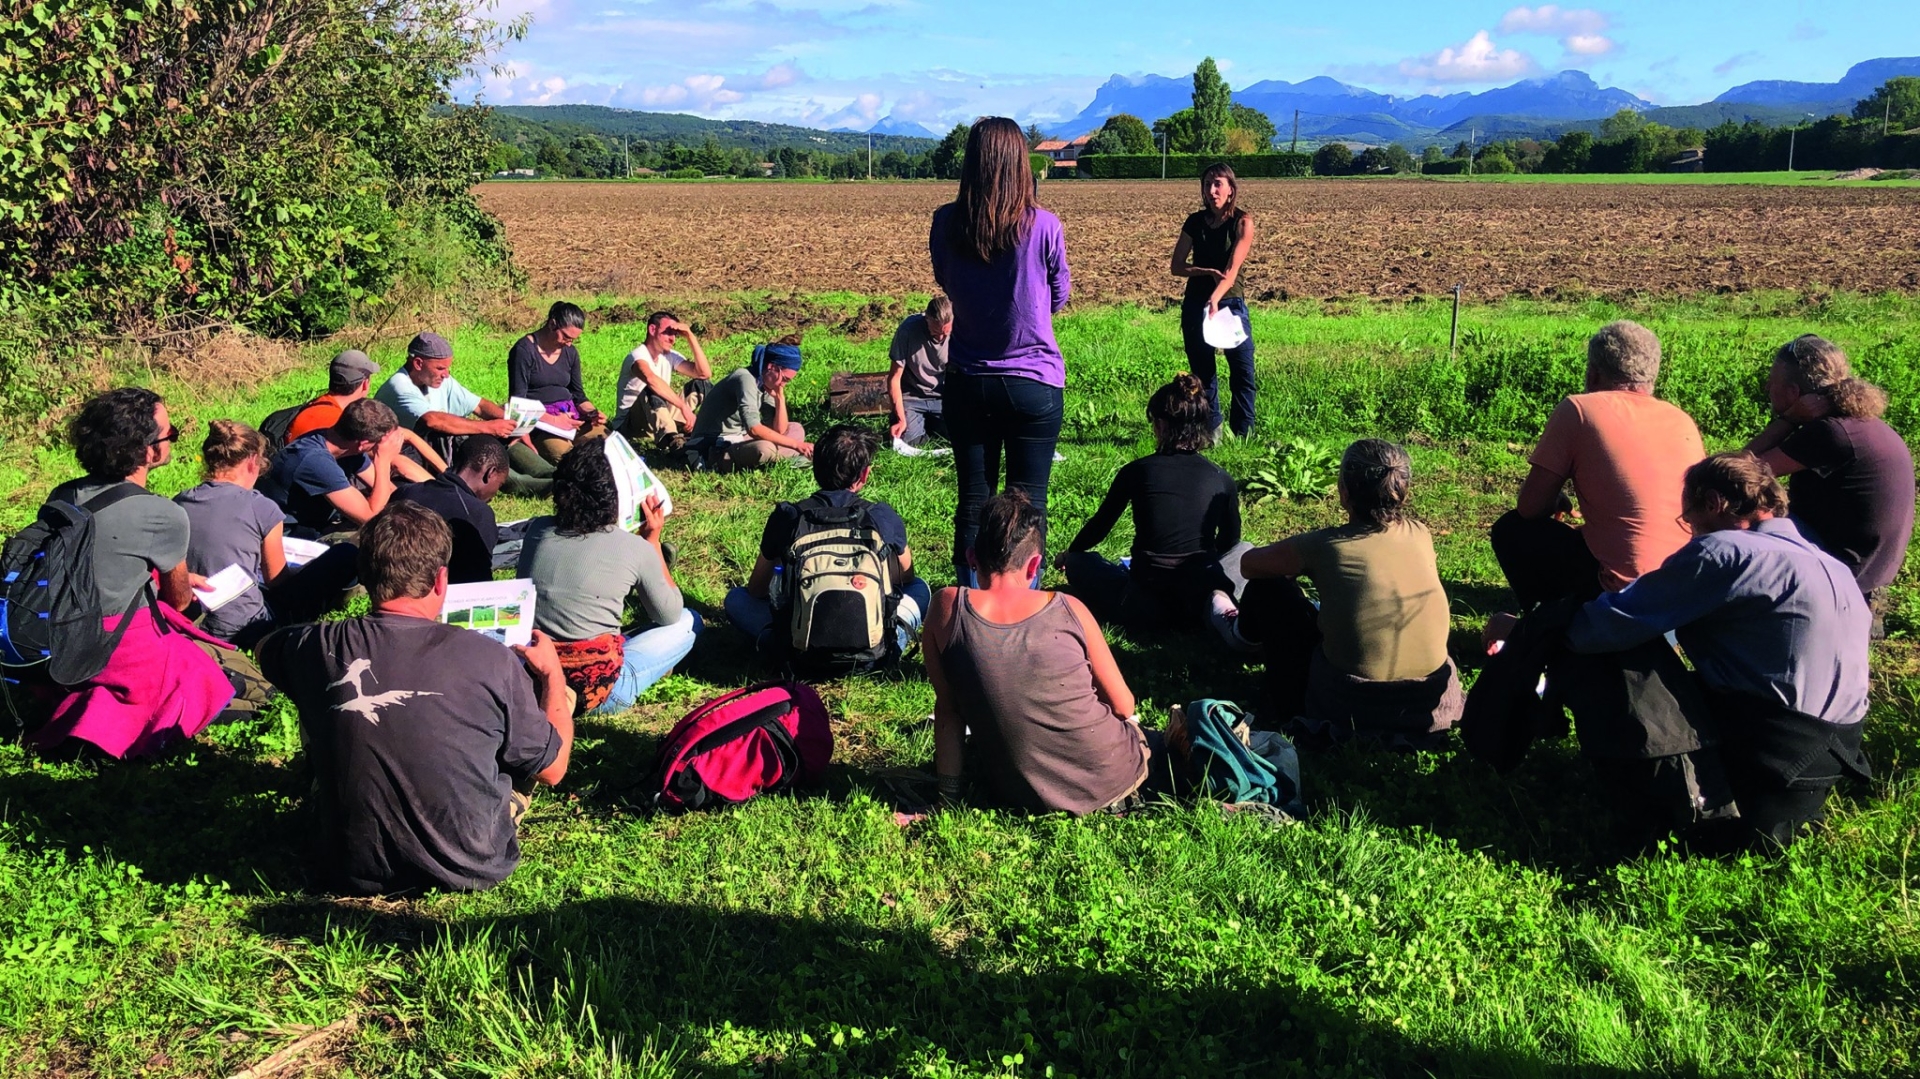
[1180,698,1303,815]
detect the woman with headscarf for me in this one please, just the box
[685,334,810,472]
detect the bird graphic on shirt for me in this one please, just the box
[325,657,440,726]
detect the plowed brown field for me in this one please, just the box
[479,179,1920,304]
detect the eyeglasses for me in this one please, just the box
[149,424,181,447]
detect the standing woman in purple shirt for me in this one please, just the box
[930,117,1072,580]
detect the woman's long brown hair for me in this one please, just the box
[946,117,1037,263]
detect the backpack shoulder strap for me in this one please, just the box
[76,482,149,514]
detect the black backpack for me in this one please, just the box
[0,483,156,686]
[259,399,315,456]
[773,500,896,675]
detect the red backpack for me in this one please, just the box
[646,681,833,812]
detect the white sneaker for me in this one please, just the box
[895,592,922,627]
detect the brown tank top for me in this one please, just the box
[942,590,1147,814]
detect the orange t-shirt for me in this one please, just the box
[285,395,350,440]
[1530,390,1704,592]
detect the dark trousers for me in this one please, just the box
[1490,510,1604,608]
[1180,297,1256,437]
[1234,577,1322,725]
[945,372,1064,575]
[227,542,362,649]
[1061,550,1242,634]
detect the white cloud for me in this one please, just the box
[1713,51,1762,77]
[757,63,803,90]
[1398,31,1538,83]
[625,73,746,110]
[1498,6,1615,58]
[818,92,884,129]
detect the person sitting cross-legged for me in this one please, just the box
[1492,320,1705,606]
[686,336,811,471]
[258,502,575,896]
[1057,372,1247,635]
[376,330,552,495]
[923,490,1173,815]
[517,438,700,715]
[392,435,510,585]
[1218,439,1462,749]
[1485,452,1872,851]
[1743,334,1915,637]
[17,388,237,759]
[610,311,714,452]
[508,301,609,464]
[175,420,361,648]
[724,424,931,669]
[257,397,404,539]
[282,348,444,481]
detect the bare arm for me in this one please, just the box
[329,432,403,525]
[160,561,195,611]
[923,588,965,783]
[1514,464,1570,520]
[1240,536,1307,580]
[887,364,908,440]
[746,554,775,600]
[640,361,695,427]
[400,429,447,472]
[420,410,517,439]
[260,523,289,585]
[519,631,575,787]
[1759,448,1806,477]
[1067,594,1135,718]
[675,331,713,380]
[1745,416,1799,456]
[1207,216,1255,308]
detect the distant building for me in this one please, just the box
[492,168,536,178]
[1668,147,1706,173]
[1034,135,1092,167]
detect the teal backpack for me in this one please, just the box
[1179,698,1303,815]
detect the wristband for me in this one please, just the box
[937,773,965,802]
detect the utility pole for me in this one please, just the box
[1886,98,1894,138]
[867,133,873,180]
[624,136,630,178]
[1291,109,1300,153]
[1788,127,1796,171]
[1468,128,1476,176]
[1161,131,1167,179]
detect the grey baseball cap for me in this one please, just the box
[329,349,378,386]
[407,331,454,359]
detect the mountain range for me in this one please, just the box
[1047,57,1920,144]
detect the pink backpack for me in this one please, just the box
[646,681,833,812]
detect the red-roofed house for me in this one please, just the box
[1034,135,1092,167]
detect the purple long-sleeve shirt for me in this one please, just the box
[928,204,1071,388]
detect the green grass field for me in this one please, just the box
[1418,170,1920,187]
[4,293,1919,1077]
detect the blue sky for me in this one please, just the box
[463,1,1916,129]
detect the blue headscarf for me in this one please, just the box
[750,342,803,379]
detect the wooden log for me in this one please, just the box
[827,371,892,416]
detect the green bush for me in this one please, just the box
[1076,153,1311,179]
[1029,153,1050,180]
[1422,159,1472,175]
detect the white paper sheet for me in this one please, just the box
[1201,306,1248,349]
[195,564,256,612]
[440,578,537,648]
[281,537,329,568]
[605,432,673,528]
[505,396,547,437]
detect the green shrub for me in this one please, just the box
[1029,153,1050,180]
[1076,153,1312,179]
[1422,159,1472,175]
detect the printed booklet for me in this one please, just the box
[440,578,537,648]
[605,432,673,529]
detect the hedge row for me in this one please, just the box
[1420,160,1471,175]
[1075,153,1313,179]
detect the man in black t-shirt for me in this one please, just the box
[258,502,574,895]
[391,435,508,584]
[722,425,931,655]
[1745,335,1915,633]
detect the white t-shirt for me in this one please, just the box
[612,344,691,426]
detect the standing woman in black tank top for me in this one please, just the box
[1170,163,1258,438]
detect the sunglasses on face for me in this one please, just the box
[149,424,181,447]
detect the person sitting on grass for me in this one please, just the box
[686,335,811,471]
[724,424,931,664]
[175,420,362,647]
[508,301,608,464]
[517,438,700,715]
[1492,320,1704,606]
[1484,452,1871,851]
[923,491,1171,815]
[375,331,552,495]
[610,311,714,452]
[282,349,445,481]
[258,502,574,896]
[1743,334,1915,637]
[1218,439,1462,749]
[257,398,404,539]
[392,435,510,586]
[19,389,236,759]
[1057,373,1246,634]
[887,295,953,448]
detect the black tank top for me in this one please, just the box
[1181,209,1246,304]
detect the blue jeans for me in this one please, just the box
[944,372,1064,576]
[725,577,932,654]
[1180,297,1256,437]
[594,609,702,715]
